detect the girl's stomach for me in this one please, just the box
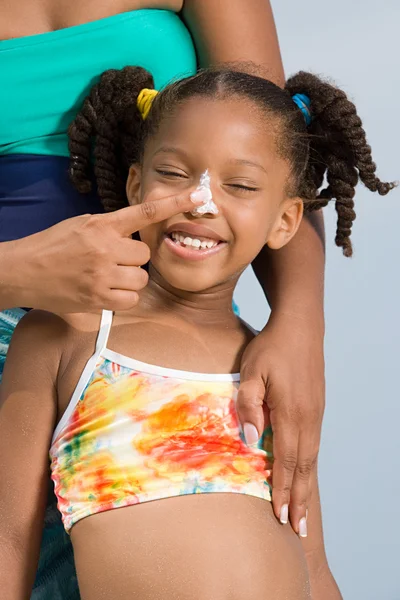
[71,494,310,600]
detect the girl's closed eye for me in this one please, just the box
[155,168,188,179]
[225,180,260,194]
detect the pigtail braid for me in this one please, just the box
[69,66,154,211]
[286,71,396,256]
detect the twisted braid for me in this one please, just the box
[286,71,396,255]
[68,66,154,211]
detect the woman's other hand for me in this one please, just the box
[237,310,325,537]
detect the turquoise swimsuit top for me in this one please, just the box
[0,10,197,157]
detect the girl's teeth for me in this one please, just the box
[170,232,219,249]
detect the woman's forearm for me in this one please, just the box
[253,211,326,327]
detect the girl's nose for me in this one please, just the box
[190,169,219,217]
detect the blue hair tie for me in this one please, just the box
[292,93,312,126]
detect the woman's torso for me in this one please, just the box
[0,0,184,39]
[49,308,309,600]
[0,0,196,157]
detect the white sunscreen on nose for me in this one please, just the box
[190,170,219,216]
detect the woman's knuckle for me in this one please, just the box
[281,454,297,473]
[296,460,313,478]
[140,202,157,221]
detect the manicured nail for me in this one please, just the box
[299,517,308,538]
[280,504,289,524]
[243,423,259,445]
[190,190,205,204]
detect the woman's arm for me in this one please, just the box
[183,0,326,532]
[182,0,285,85]
[0,311,59,598]
[301,466,342,599]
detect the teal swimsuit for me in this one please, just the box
[0,9,196,157]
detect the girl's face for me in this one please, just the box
[127,96,303,293]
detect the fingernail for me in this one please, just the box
[299,517,308,538]
[190,191,204,204]
[280,504,289,525]
[243,422,259,446]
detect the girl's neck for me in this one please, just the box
[136,267,238,328]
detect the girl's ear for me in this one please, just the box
[266,198,304,250]
[126,164,142,206]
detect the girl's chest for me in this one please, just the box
[56,319,248,423]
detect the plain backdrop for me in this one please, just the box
[234,2,400,599]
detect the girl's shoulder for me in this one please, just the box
[14,309,102,344]
[11,310,105,402]
[11,309,103,369]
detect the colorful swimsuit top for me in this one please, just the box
[50,310,272,532]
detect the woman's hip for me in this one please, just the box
[0,154,103,243]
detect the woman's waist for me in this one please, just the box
[0,154,103,242]
[0,9,196,154]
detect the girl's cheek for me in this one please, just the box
[142,180,188,203]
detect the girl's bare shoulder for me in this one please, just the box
[13,309,102,344]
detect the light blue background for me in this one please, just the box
[235,2,400,598]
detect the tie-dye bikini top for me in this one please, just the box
[50,310,272,532]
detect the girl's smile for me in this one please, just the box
[163,221,228,261]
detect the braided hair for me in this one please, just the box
[69,65,396,256]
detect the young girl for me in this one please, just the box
[0,66,394,600]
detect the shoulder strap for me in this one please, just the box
[50,310,114,445]
[95,310,113,353]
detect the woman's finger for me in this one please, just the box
[270,419,299,525]
[288,430,318,538]
[110,265,149,293]
[101,289,140,312]
[106,192,203,236]
[236,367,266,445]
[114,238,151,267]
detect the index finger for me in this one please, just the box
[106,193,201,236]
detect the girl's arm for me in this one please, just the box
[183,0,326,532]
[0,311,59,598]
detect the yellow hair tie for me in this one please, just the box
[137,88,158,120]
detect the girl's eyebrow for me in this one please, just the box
[153,146,187,158]
[229,158,268,175]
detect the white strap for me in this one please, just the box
[50,310,113,445]
[95,310,113,353]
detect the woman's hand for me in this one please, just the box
[0,193,200,312]
[236,310,325,537]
